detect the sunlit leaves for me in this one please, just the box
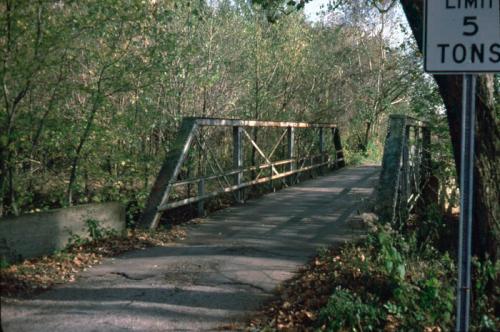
[1,0,439,217]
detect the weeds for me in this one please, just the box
[318,288,382,331]
[315,223,456,331]
[66,218,119,247]
[249,214,498,331]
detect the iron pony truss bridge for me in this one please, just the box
[139,118,345,229]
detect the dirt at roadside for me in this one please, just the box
[0,224,191,299]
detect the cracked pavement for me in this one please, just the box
[1,165,380,332]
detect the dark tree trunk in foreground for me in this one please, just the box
[400,0,499,261]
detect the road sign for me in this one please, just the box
[424,2,499,331]
[424,0,500,73]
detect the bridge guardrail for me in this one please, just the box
[139,118,345,229]
[376,114,432,227]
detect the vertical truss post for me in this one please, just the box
[319,128,325,175]
[421,126,435,206]
[332,127,345,168]
[375,114,406,224]
[268,165,274,191]
[416,125,434,215]
[412,126,421,194]
[310,155,314,178]
[422,127,432,183]
[399,125,410,227]
[198,178,205,217]
[233,126,244,203]
[287,127,295,185]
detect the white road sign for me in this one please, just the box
[424,0,500,73]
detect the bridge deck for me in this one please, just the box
[1,165,380,332]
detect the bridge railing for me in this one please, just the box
[139,117,345,229]
[376,114,432,227]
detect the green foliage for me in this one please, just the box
[471,257,500,331]
[316,219,459,331]
[86,219,103,241]
[318,288,382,331]
[373,227,406,282]
[0,257,10,269]
[317,246,330,258]
[66,219,118,248]
[86,218,118,241]
[372,224,456,329]
[344,139,383,166]
[317,212,499,331]
[66,232,87,248]
[0,0,436,218]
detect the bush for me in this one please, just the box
[318,288,383,331]
[246,214,498,331]
[314,222,457,331]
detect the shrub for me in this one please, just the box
[318,288,383,332]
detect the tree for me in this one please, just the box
[399,0,499,261]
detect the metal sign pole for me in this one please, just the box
[455,74,476,332]
[423,2,499,330]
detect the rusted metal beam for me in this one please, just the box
[287,127,295,185]
[376,115,406,224]
[399,125,411,225]
[376,114,432,226]
[171,158,301,188]
[157,160,331,212]
[138,118,198,229]
[256,129,287,181]
[233,126,244,203]
[242,128,280,177]
[192,117,337,129]
[139,117,343,230]
[319,128,325,175]
[174,162,272,187]
[198,178,205,217]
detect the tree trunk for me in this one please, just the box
[363,121,371,152]
[67,94,101,205]
[399,0,500,261]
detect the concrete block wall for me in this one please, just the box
[0,202,126,263]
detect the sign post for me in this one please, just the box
[456,72,476,331]
[424,1,500,331]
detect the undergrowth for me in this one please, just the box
[344,140,383,166]
[249,214,499,331]
[316,221,459,331]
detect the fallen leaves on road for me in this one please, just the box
[245,244,393,331]
[0,226,186,298]
[246,247,343,331]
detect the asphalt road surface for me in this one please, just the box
[1,165,380,332]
